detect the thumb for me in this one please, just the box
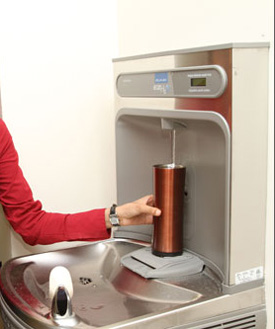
[138,203,161,216]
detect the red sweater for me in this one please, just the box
[0,119,110,245]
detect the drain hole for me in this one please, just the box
[79,277,92,285]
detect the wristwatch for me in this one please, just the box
[109,204,120,226]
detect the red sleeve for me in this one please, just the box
[0,119,111,245]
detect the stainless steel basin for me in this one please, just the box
[0,239,222,328]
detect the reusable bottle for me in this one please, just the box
[152,164,186,257]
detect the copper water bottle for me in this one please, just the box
[152,164,186,257]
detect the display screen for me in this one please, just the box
[191,78,207,87]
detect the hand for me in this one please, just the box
[105,195,161,229]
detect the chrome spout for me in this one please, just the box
[51,286,73,319]
[49,266,79,326]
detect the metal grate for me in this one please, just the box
[202,315,256,328]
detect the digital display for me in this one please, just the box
[191,78,207,87]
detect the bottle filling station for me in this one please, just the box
[0,43,269,328]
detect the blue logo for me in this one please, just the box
[155,72,168,84]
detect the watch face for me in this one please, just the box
[110,216,120,226]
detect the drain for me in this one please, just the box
[79,277,92,285]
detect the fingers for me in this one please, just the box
[108,195,161,228]
[135,195,153,205]
[116,199,161,224]
[137,203,161,217]
[136,194,157,207]
[135,195,161,216]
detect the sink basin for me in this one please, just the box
[0,239,221,328]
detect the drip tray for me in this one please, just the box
[121,247,205,279]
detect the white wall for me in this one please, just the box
[0,0,118,258]
[117,0,272,56]
[117,0,274,328]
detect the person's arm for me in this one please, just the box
[0,119,110,245]
[0,119,161,246]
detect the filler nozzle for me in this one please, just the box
[161,118,187,164]
[161,118,187,130]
